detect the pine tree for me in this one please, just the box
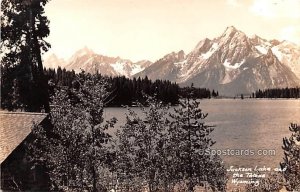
[1,0,50,112]
[167,87,227,191]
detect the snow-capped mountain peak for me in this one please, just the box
[134,26,300,96]
[60,48,153,77]
[45,26,300,96]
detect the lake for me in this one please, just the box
[104,99,300,176]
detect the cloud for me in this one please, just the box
[250,0,300,19]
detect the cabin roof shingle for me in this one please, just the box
[0,111,47,164]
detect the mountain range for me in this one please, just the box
[44,26,300,96]
[44,47,152,77]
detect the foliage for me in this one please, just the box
[179,86,214,99]
[245,172,284,192]
[44,67,217,107]
[281,123,300,191]
[1,0,51,112]
[167,89,227,191]
[107,76,180,106]
[254,87,300,98]
[44,67,181,105]
[44,67,76,88]
[115,95,170,191]
[26,73,116,191]
[116,90,227,192]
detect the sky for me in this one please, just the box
[44,0,300,62]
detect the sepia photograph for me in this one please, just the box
[1,0,300,191]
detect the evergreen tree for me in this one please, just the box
[253,87,300,99]
[44,68,181,106]
[167,87,227,191]
[1,0,50,112]
[212,90,217,97]
[241,94,244,100]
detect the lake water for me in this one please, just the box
[104,99,300,187]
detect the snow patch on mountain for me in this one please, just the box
[223,59,245,70]
[174,60,187,68]
[201,43,219,59]
[110,61,126,75]
[271,47,283,60]
[131,64,144,75]
[110,61,146,76]
[270,41,300,77]
[255,46,268,55]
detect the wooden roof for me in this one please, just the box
[0,111,47,164]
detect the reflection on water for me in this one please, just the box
[104,99,300,169]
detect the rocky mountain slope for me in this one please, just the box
[135,26,300,95]
[44,47,152,77]
[44,27,300,96]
